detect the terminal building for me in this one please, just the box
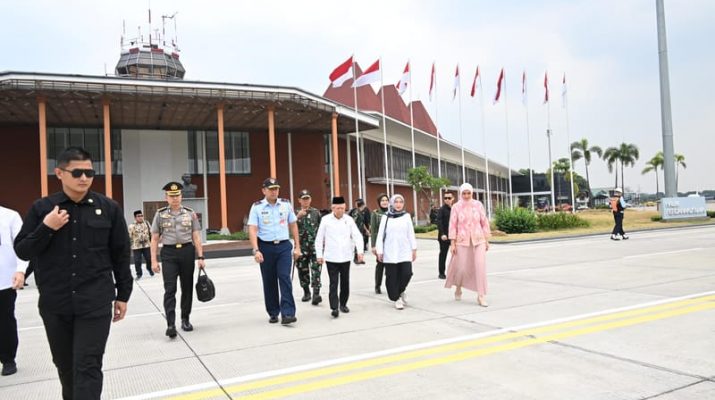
[0,25,512,233]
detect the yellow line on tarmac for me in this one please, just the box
[169,295,715,400]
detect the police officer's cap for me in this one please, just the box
[263,178,280,189]
[163,181,184,196]
[299,189,311,199]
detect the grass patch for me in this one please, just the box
[414,224,437,234]
[207,231,249,241]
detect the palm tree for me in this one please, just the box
[617,143,639,191]
[674,153,686,193]
[603,147,620,187]
[547,158,572,206]
[571,138,602,203]
[641,151,664,198]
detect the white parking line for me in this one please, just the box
[623,248,704,259]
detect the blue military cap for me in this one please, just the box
[263,178,280,189]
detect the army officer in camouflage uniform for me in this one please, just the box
[295,189,322,305]
[150,181,205,339]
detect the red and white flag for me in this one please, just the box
[452,64,460,100]
[521,71,528,106]
[428,62,436,101]
[396,62,410,95]
[543,72,549,104]
[329,56,353,88]
[470,66,480,97]
[494,68,504,104]
[352,59,380,88]
[561,73,567,108]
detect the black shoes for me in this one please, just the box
[181,319,193,332]
[375,286,382,294]
[269,315,279,324]
[339,305,350,313]
[281,316,297,325]
[312,290,322,306]
[331,309,339,318]
[438,274,446,279]
[1,362,17,376]
[622,235,629,240]
[166,325,177,339]
[135,275,142,281]
[301,287,311,302]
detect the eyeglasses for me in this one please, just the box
[60,168,96,178]
[444,197,453,200]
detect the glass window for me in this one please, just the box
[47,127,122,175]
[188,130,250,174]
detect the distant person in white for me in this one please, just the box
[315,196,363,318]
[0,205,29,376]
[375,194,417,310]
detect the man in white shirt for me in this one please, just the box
[315,196,363,318]
[0,205,28,376]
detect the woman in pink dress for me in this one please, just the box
[444,183,491,306]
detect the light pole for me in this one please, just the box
[547,128,556,212]
[656,0,676,197]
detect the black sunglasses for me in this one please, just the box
[444,196,453,200]
[60,168,96,178]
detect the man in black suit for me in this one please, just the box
[436,193,454,279]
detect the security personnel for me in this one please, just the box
[150,181,205,339]
[248,178,301,325]
[295,189,322,305]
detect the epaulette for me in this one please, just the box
[253,200,263,205]
[157,206,169,212]
[183,206,194,212]
[279,198,290,203]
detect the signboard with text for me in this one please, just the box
[661,197,707,220]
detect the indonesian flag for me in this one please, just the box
[396,62,410,95]
[522,71,527,106]
[561,73,567,108]
[428,62,436,101]
[470,66,480,97]
[494,68,504,104]
[329,56,353,88]
[352,59,380,88]
[543,72,549,104]
[452,64,460,100]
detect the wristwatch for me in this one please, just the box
[197,256,205,260]
[252,248,260,255]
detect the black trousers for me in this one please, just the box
[375,261,385,289]
[161,245,196,326]
[326,262,350,310]
[133,247,152,276]
[40,305,112,400]
[438,239,450,276]
[0,288,18,365]
[362,233,369,252]
[384,262,413,301]
[612,212,625,235]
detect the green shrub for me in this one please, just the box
[707,211,715,218]
[414,224,437,233]
[494,207,538,234]
[536,212,590,231]
[207,231,249,240]
[651,215,663,222]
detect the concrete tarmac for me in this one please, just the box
[1,225,714,399]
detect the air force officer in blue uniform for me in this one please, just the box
[248,178,301,325]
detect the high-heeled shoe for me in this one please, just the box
[454,290,462,301]
[478,295,489,307]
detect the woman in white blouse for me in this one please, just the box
[375,194,417,310]
[314,196,364,318]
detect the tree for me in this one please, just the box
[570,138,602,194]
[546,158,580,205]
[407,166,450,221]
[603,146,620,188]
[616,143,639,191]
[674,153,686,193]
[641,151,664,198]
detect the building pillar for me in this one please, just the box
[217,104,229,234]
[331,113,340,196]
[37,97,48,197]
[102,99,113,198]
[268,106,277,178]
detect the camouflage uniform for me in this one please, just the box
[296,207,322,290]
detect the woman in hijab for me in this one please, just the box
[445,183,491,306]
[370,193,390,294]
[375,194,417,310]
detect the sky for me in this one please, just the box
[2,0,713,194]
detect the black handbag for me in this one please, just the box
[195,269,215,302]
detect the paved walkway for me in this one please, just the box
[2,226,714,399]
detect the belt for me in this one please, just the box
[258,239,289,245]
[165,242,193,249]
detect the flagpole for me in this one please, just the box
[380,57,390,195]
[546,73,556,213]
[563,74,576,213]
[351,57,363,201]
[408,61,418,223]
[502,70,513,209]
[434,62,443,207]
[457,66,466,182]
[523,73,535,212]
[478,71,492,216]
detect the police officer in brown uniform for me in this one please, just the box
[150,182,205,339]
